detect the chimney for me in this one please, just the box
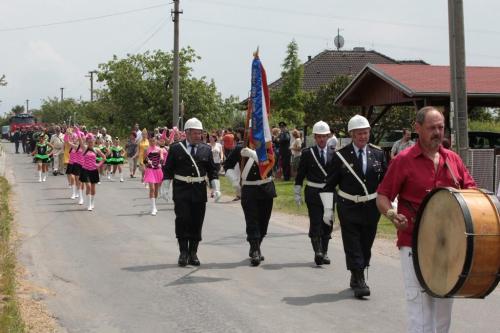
[307,55,312,62]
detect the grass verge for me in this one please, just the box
[0,177,25,332]
[219,175,396,237]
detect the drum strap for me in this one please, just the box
[399,198,418,221]
[445,160,461,189]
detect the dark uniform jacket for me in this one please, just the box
[295,146,334,206]
[163,140,218,203]
[224,145,276,199]
[325,143,387,223]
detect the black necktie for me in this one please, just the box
[190,144,196,157]
[357,149,364,174]
[319,148,325,167]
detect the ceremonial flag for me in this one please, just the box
[248,50,275,179]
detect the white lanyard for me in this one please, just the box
[336,151,369,196]
[179,142,200,178]
[310,147,327,177]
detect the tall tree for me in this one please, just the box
[271,40,305,127]
[10,105,25,115]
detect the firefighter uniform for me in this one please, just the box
[224,145,276,266]
[162,118,220,267]
[294,145,335,265]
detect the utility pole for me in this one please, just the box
[60,87,64,102]
[26,99,29,113]
[86,71,97,102]
[171,0,183,128]
[448,0,469,163]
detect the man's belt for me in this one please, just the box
[306,181,326,189]
[174,174,206,183]
[242,177,273,186]
[338,189,377,203]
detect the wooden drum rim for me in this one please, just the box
[412,187,475,298]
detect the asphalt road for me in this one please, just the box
[2,141,499,333]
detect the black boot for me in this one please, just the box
[249,240,261,266]
[311,237,324,266]
[322,237,331,265]
[352,269,370,298]
[178,239,189,267]
[188,240,200,266]
[259,238,265,261]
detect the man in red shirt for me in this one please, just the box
[376,107,476,333]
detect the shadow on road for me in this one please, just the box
[122,259,250,273]
[282,289,353,305]
[261,262,320,270]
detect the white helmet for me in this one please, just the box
[184,117,203,130]
[312,121,330,135]
[347,115,370,132]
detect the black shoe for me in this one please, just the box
[352,269,370,298]
[188,240,200,266]
[322,253,331,265]
[249,240,261,266]
[311,237,324,266]
[322,238,331,264]
[178,239,189,267]
[178,252,189,267]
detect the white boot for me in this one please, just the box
[119,172,124,182]
[71,185,77,199]
[78,189,84,205]
[151,198,157,216]
[87,195,93,211]
[42,172,47,182]
[38,171,42,182]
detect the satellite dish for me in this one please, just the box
[334,34,344,50]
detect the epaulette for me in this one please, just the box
[368,143,383,150]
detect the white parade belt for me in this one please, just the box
[306,181,326,189]
[174,174,206,183]
[338,189,377,203]
[242,177,273,186]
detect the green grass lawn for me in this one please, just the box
[219,175,396,238]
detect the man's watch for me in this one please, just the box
[386,208,397,221]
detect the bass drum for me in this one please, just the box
[412,187,500,298]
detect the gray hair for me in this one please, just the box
[415,106,443,125]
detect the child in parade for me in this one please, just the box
[143,136,165,215]
[67,130,86,204]
[78,133,106,211]
[65,131,79,199]
[109,137,125,182]
[137,129,149,185]
[103,139,113,180]
[32,134,53,182]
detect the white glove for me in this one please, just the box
[240,147,258,161]
[211,179,221,202]
[319,192,334,226]
[294,185,302,206]
[162,179,172,202]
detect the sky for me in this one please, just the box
[1,0,500,116]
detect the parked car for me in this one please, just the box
[1,125,10,140]
[468,131,500,149]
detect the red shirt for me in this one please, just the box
[223,133,235,149]
[377,143,476,248]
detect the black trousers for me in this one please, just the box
[14,141,20,153]
[174,200,206,241]
[281,153,291,180]
[241,195,273,241]
[337,201,379,270]
[306,202,333,239]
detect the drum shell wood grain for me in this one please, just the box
[413,187,500,298]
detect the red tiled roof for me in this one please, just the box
[268,49,427,92]
[371,64,500,95]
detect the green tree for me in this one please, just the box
[271,40,305,127]
[38,98,79,124]
[96,47,233,132]
[10,105,25,115]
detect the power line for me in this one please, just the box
[131,18,169,54]
[191,0,500,36]
[184,17,500,61]
[0,3,169,33]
